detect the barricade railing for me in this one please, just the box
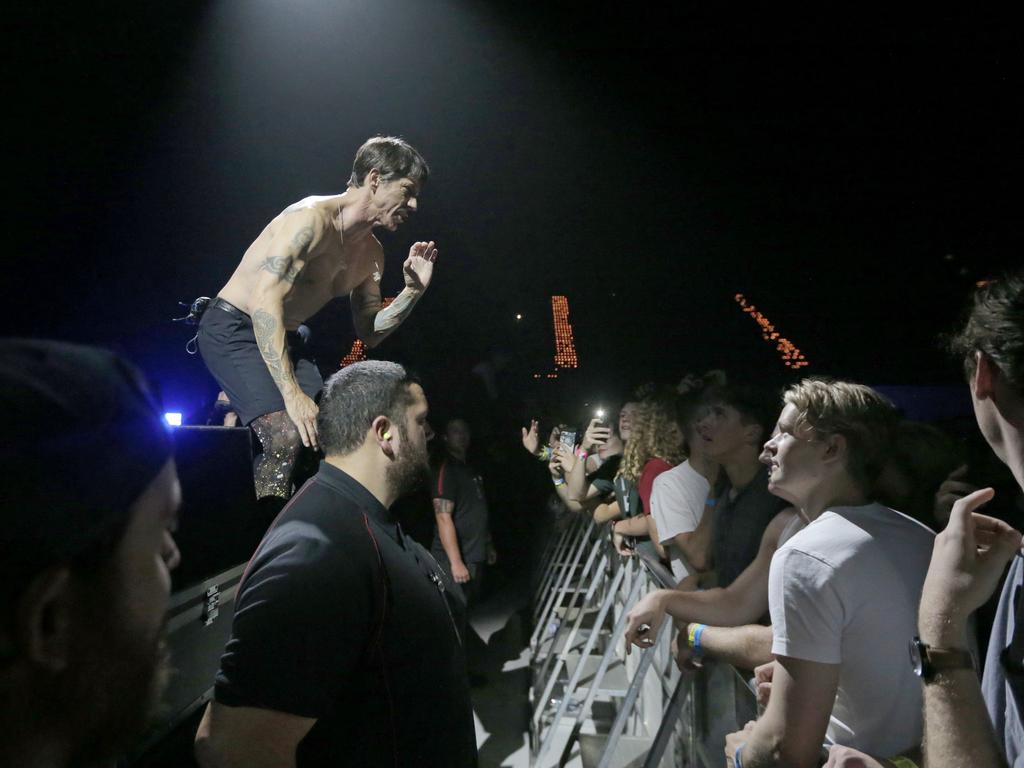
[528,517,758,768]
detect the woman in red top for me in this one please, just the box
[611,389,686,545]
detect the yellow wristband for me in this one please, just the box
[890,757,920,768]
[687,623,699,648]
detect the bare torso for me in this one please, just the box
[217,196,382,330]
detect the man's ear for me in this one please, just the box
[16,566,74,672]
[367,168,380,193]
[821,432,847,466]
[975,351,998,400]
[371,415,394,456]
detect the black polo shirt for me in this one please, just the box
[431,454,489,565]
[214,461,477,767]
[712,464,785,588]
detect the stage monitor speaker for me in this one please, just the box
[126,425,260,765]
[169,425,261,592]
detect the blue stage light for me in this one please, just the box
[164,412,183,426]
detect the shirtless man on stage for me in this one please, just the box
[198,136,437,501]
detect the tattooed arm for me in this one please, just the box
[248,211,323,449]
[350,240,438,348]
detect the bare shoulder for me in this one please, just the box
[272,200,331,244]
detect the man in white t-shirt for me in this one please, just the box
[648,390,719,582]
[725,379,935,768]
[650,460,711,581]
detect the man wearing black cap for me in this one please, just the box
[195,360,476,768]
[0,339,182,767]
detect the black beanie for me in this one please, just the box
[0,339,174,580]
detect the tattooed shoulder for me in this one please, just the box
[293,226,315,249]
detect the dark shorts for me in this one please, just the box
[197,299,323,426]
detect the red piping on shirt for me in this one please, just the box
[237,482,314,593]
[436,460,447,497]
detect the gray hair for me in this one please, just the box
[317,361,417,457]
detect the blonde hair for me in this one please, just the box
[617,393,686,485]
[783,378,899,489]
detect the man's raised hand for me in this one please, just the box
[403,241,438,292]
[521,419,540,455]
[582,418,612,452]
[919,487,1022,646]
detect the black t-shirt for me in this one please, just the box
[589,454,622,498]
[613,474,641,519]
[712,464,785,588]
[214,462,477,768]
[431,454,490,565]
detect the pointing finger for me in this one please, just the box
[946,487,996,541]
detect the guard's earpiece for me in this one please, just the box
[384,431,392,440]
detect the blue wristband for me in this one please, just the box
[693,623,706,657]
[734,742,745,768]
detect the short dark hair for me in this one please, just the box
[317,361,419,456]
[948,269,1024,395]
[348,136,430,188]
[708,383,780,444]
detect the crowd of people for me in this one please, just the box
[521,271,1024,767]
[0,138,1020,768]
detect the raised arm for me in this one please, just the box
[351,241,437,348]
[248,210,324,449]
[551,448,599,514]
[918,491,1019,768]
[567,418,612,503]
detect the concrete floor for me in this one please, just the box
[467,578,534,767]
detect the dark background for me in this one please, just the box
[7,3,1022,429]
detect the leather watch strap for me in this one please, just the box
[926,645,974,672]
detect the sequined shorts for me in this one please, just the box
[197,299,323,426]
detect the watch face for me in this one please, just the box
[909,637,927,677]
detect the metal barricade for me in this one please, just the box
[528,521,758,768]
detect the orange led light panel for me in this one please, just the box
[340,297,395,367]
[734,294,811,370]
[551,296,579,369]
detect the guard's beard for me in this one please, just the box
[386,424,431,499]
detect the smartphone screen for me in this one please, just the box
[560,430,577,450]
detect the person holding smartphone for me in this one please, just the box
[610,389,686,553]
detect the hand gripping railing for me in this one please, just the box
[529,519,759,768]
